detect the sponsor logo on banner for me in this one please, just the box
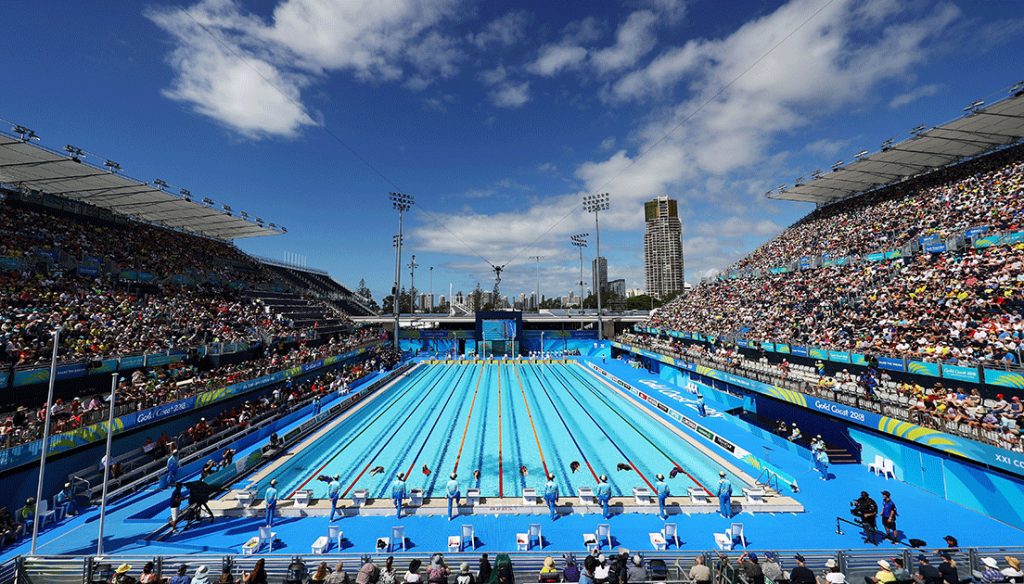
[696,426,714,440]
[657,403,669,413]
[713,435,736,453]
[638,392,648,400]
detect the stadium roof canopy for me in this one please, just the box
[0,128,283,240]
[771,85,1024,205]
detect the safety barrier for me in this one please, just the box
[7,546,1023,584]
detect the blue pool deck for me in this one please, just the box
[5,356,1023,561]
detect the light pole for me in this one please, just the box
[97,373,118,555]
[31,326,62,555]
[428,266,433,313]
[408,254,419,313]
[570,233,589,319]
[530,255,543,312]
[390,192,414,349]
[583,193,610,340]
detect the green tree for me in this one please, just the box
[355,278,380,311]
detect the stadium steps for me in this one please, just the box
[824,446,859,464]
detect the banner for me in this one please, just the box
[611,341,1024,479]
[984,368,1024,389]
[827,350,851,364]
[943,364,980,384]
[908,360,940,377]
[865,252,886,262]
[877,356,905,372]
[791,346,809,358]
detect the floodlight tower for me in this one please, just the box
[390,192,414,349]
[408,254,419,312]
[530,255,543,311]
[583,193,610,340]
[570,233,589,317]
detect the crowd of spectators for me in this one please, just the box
[0,327,388,449]
[1,197,357,368]
[646,244,1024,368]
[617,333,1023,452]
[735,145,1024,272]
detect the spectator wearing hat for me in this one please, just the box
[539,557,559,583]
[980,558,1005,584]
[627,556,647,583]
[596,475,612,519]
[740,553,766,584]
[789,423,802,442]
[790,556,815,584]
[866,560,895,584]
[1002,557,1023,583]
[111,563,135,584]
[819,559,846,584]
[455,563,475,584]
[762,553,786,584]
[168,564,191,584]
[914,556,942,584]
[192,566,211,584]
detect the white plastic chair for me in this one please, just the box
[661,523,680,548]
[328,524,343,551]
[528,523,542,549]
[259,525,277,552]
[729,523,747,549]
[868,455,884,475]
[461,524,475,550]
[596,523,612,549]
[881,459,896,479]
[391,526,406,551]
[37,499,57,529]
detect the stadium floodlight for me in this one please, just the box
[794,176,804,187]
[389,192,415,347]
[269,222,277,229]
[582,193,610,339]
[64,144,84,162]
[201,197,214,207]
[963,99,985,113]
[831,161,843,171]
[12,124,37,142]
[240,210,249,219]
[255,217,264,225]
[179,188,192,202]
[1012,81,1024,97]
[222,204,232,212]
[280,226,287,233]
[881,139,894,151]
[570,233,589,316]
[910,124,926,136]
[855,150,870,160]
[776,184,787,192]
[153,178,168,190]
[104,160,121,173]
[811,169,823,179]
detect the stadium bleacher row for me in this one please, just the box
[639,145,1024,369]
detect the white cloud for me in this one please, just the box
[468,11,530,49]
[413,0,960,282]
[527,45,588,77]
[599,136,616,150]
[590,10,660,74]
[148,0,461,137]
[481,65,530,108]
[888,83,942,109]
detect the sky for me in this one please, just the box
[2,0,1023,303]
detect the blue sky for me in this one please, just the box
[3,0,1023,302]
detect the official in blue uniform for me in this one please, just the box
[264,479,279,527]
[328,474,342,521]
[696,395,707,417]
[655,474,670,520]
[815,449,830,481]
[596,475,612,519]
[166,451,179,487]
[716,472,733,518]
[544,475,559,520]
[392,473,407,519]
[55,483,79,517]
[446,473,461,520]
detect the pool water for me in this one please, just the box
[250,361,742,500]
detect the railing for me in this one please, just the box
[12,547,1024,584]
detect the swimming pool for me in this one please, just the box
[250,361,743,500]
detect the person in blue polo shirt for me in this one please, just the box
[595,475,612,519]
[264,479,279,527]
[696,395,707,417]
[815,449,830,481]
[328,474,342,522]
[655,474,670,520]
[544,475,559,520]
[446,473,461,520]
[716,472,733,518]
[166,450,179,487]
[392,473,407,519]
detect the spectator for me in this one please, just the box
[866,560,895,584]
[762,553,786,584]
[980,558,1006,584]
[1002,557,1023,583]
[539,558,560,583]
[138,562,158,584]
[789,556,815,584]
[626,556,647,584]
[457,564,475,584]
[427,555,450,584]
[380,558,397,584]
[355,561,380,584]
[477,556,491,584]
[169,564,192,584]
[110,563,135,584]
[405,560,423,584]
[740,553,766,584]
[193,566,211,584]
[936,554,958,584]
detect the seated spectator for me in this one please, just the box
[539,558,560,583]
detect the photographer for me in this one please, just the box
[851,491,879,543]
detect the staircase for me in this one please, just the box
[824,445,859,465]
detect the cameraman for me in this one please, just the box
[851,491,879,542]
